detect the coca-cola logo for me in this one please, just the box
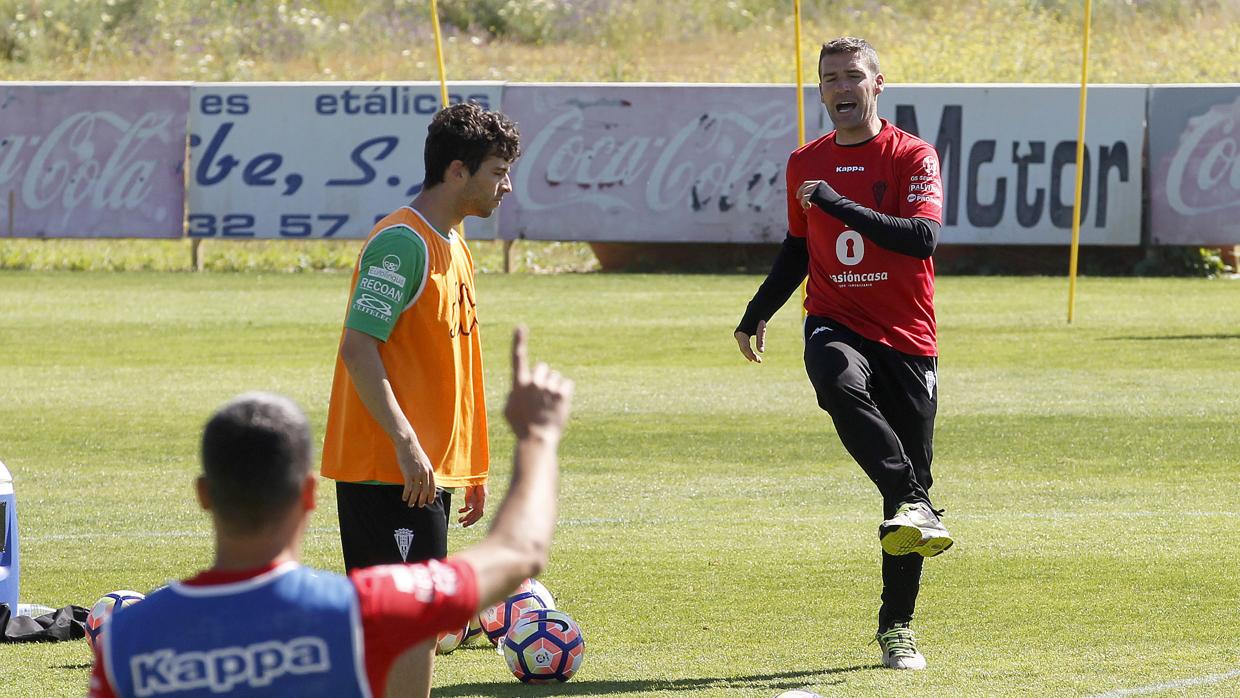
[1164,96,1240,217]
[513,99,794,218]
[0,110,176,227]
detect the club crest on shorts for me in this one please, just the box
[394,528,415,561]
[924,369,937,398]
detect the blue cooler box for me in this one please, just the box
[0,460,18,613]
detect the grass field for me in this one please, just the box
[0,271,1238,697]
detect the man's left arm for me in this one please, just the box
[796,146,944,260]
[797,180,939,259]
[458,483,486,527]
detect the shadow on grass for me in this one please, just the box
[53,663,93,670]
[435,665,878,696]
[1103,333,1240,341]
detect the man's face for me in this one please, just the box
[461,155,514,219]
[819,51,884,133]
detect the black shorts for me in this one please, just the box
[335,482,452,570]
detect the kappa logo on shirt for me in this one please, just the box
[835,165,865,173]
[130,636,331,696]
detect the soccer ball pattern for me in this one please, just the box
[502,608,584,683]
[436,621,469,655]
[462,616,484,645]
[84,590,145,649]
[479,577,555,646]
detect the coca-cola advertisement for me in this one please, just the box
[501,84,817,243]
[0,83,189,238]
[1149,86,1240,245]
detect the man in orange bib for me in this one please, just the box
[322,102,520,569]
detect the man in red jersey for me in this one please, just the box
[734,37,953,671]
[89,327,572,697]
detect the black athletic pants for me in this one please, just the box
[802,315,938,630]
[335,482,452,571]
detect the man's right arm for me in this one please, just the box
[340,330,436,507]
[340,226,435,507]
[735,157,811,363]
[453,326,573,610]
[735,233,810,338]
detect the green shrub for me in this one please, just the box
[1132,247,1231,278]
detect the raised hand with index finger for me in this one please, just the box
[505,326,573,442]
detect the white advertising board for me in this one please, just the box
[187,82,503,239]
[503,83,1145,245]
[877,85,1146,245]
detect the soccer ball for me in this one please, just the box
[462,616,485,645]
[85,590,145,649]
[436,621,471,655]
[502,608,584,683]
[519,577,555,608]
[479,578,555,646]
[774,692,824,698]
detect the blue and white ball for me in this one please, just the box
[502,608,584,683]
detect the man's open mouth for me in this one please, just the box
[836,101,858,114]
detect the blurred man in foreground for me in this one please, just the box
[89,327,571,697]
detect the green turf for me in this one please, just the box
[0,272,1237,697]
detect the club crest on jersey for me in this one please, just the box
[394,528,414,562]
[921,155,939,177]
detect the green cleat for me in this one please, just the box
[874,622,927,670]
[879,502,954,557]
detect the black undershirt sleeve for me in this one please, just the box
[736,233,808,336]
[810,184,940,260]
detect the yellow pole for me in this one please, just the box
[429,0,450,109]
[795,0,809,317]
[1067,0,1092,323]
[794,0,806,147]
[428,0,465,238]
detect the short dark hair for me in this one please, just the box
[423,102,521,187]
[819,36,881,76]
[201,392,311,532]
